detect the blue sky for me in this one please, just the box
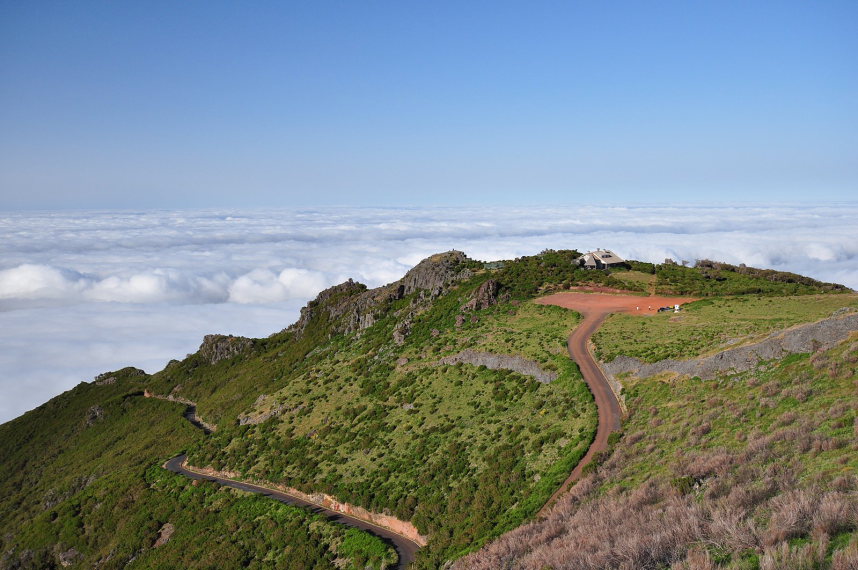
[1,1,856,209]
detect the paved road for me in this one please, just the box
[164,455,420,569]
[536,311,623,517]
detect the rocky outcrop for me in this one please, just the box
[397,250,473,297]
[287,279,369,337]
[238,397,304,426]
[182,461,429,547]
[92,367,145,385]
[57,547,80,567]
[84,405,105,426]
[461,279,502,312]
[152,523,175,548]
[438,350,559,383]
[198,334,253,365]
[393,316,413,345]
[42,474,97,510]
[287,251,475,340]
[604,311,858,381]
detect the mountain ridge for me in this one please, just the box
[2,249,855,570]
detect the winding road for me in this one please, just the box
[535,292,697,516]
[165,455,420,569]
[535,311,621,516]
[162,291,694,565]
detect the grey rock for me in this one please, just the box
[438,350,558,383]
[199,334,253,365]
[152,523,175,548]
[58,547,79,567]
[461,279,501,312]
[286,251,475,339]
[85,405,105,426]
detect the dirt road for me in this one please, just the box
[535,292,697,515]
[165,454,420,569]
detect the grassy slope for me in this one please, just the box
[0,369,394,569]
[140,250,645,567]
[184,294,597,567]
[2,251,852,569]
[594,294,858,363]
[456,330,858,570]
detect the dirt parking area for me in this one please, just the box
[535,292,699,316]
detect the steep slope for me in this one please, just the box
[456,313,858,569]
[0,369,395,569]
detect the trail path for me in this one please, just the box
[535,292,697,516]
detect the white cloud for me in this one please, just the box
[227,268,329,304]
[0,203,856,423]
[0,264,88,300]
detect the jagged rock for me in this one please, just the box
[199,334,253,365]
[396,357,409,366]
[393,317,412,345]
[57,547,79,567]
[461,279,501,311]
[286,251,475,340]
[397,250,473,297]
[430,328,441,337]
[93,367,144,385]
[152,523,175,548]
[455,314,465,328]
[85,405,105,426]
[437,350,559,383]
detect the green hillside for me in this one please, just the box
[455,323,858,569]
[1,250,853,569]
[0,369,394,569]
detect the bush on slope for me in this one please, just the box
[454,335,858,569]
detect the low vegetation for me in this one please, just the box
[594,294,858,363]
[185,294,597,567]
[0,370,395,569]
[654,259,849,297]
[455,334,858,569]
[2,249,854,569]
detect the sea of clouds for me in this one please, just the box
[1,203,856,423]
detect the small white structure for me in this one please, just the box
[577,249,626,270]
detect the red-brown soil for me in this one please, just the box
[534,292,698,516]
[537,291,699,316]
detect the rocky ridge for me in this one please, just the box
[198,334,254,365]
[286,250,476,341]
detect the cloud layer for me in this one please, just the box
[1,203,856,422]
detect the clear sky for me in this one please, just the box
[1,1,856,209]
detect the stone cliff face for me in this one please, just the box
[461,279,502,312]
[287,250,475,341]
[198,334,253,365]
[397,250,473,297]
[604,311,858,381]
